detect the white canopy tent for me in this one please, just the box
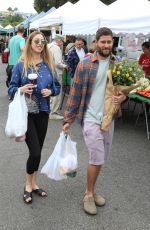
[38,2,74,30]
[62,0,107,35]
[29,7,56,30]
[62,0,150,35]
[4,25,13,30]
[100,0,150,35]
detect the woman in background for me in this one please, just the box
[8,31,60,204]
[138,41,150,78]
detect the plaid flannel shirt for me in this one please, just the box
[64,52,114,125]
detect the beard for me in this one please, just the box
[97,47,112,58]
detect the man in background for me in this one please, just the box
[49,34,67,120]
[6,25,25,89]
[66,37,85,80]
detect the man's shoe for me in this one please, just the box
[49,114,64,120]
[83,196,97,215]
[94,194,106,207]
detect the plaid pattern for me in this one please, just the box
[64,52,115,125]
[64,53,96,124]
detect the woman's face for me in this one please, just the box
[31,34,46,54]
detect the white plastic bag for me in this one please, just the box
[41,132,78,181]
[5,89,28,138]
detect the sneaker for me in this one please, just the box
[83,196,97,215]
[94,194,106,207]
[49,114,64,120]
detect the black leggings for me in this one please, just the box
[25,112,49,174]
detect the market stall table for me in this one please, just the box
[128,93,150,140]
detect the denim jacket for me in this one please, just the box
[8,61,60,114]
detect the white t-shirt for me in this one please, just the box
[75,47,85,61]
[84,57,110,124]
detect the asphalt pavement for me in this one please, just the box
[0,59,150,230]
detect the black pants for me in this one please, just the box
[25,112,49,174]
[6,65,14,87]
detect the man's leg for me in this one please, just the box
[86,164,101,196]
[82,122,109,215]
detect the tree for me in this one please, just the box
[34,0,116,12]
[2,15,24,27]
[34,0,79,12]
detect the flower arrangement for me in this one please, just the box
[101,58,145,132]
[110,58,145,86]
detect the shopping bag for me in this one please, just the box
[41,132,78,181]
[5,88,28,138]
[1,48,9,64]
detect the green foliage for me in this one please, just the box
[101,0,116,5]
[2,15,24,27]
[34,0,117,13]
[34,0,79,13]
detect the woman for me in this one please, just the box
[138,41,150,78]
[8,31,60,204]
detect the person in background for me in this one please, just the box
[62,27,126,215]
[64,42,75,60]
[66,37,85,79]
[81,38,88,54]
[138,41,150,78]
[8,31,60,204]
[48,34,67,120]
[84,41,97,57]
[6,26,25,89]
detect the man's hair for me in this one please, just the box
[17,25,25,33]
[96,27,113,41]
[142,41,150,49]
[75,37,84,42]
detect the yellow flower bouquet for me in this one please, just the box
[101,58,145,131]
[112,58,145,87]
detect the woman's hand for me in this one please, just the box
[19,84,34,95]
[112,91,127,105]
[41,88,52,97]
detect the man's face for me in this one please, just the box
[75,40,83,50]
[57,39,64,47]
[96,35,113,58]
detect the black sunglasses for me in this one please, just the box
[32,39,47,45]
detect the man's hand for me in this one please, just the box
[62,123,70,134]
[112,91,127,105]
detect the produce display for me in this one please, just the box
[130,78,150,95]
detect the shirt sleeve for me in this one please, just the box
[64,62,84,124]
[8,63,22,96]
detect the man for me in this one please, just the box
[48,34,67,120]
[66,37,85,79]
[62,27,126,215]
[6,25,25,88]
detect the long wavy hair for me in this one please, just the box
[20,31,54,76]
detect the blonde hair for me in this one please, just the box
[20,31,54,76]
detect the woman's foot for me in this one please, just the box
[32,188,48,197]
[23,187,32,204]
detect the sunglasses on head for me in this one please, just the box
[32,39,47,45]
